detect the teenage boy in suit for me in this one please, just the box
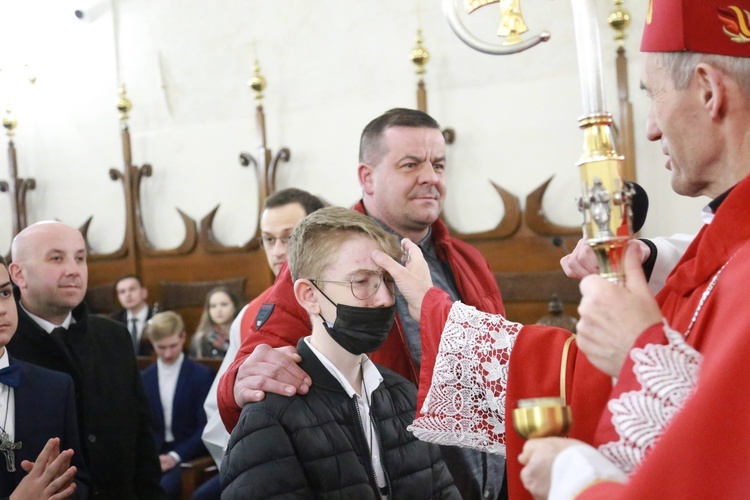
[142,312,214,499]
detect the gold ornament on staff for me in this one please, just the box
[571,0,634,284]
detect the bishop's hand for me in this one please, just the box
[576,241,664,377]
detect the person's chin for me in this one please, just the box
[60,294,85,309]
[0,327,13,342]
[411,206,441,224]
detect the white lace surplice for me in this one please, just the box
[408,302,702,474]
[599,322,702,473]
[548,323,703,496]
[408,302,519,456]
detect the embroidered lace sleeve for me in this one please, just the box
[598,320,702,473]
[407,301,520,456]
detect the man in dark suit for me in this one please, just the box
[7,221,165,499]
[0,257,88,498]
[141,311,214,499]
[110,275,155,356]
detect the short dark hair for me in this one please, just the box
[358,108,441,164]
[264,188,324,216]
[114,274,144,290]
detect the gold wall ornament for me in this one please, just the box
[608,0,637,184]
[407,30,456,144]
[2,109,16,137]
[607,0,631,46]
[248,61,266,104]
[116,85,132,123]
[444,0,549,55]
[410,30,430,76]
[411,30,430,115]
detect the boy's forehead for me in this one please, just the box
[326,237,380,271]
[155,333,184,345]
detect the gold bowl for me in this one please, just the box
[512,397,573,439]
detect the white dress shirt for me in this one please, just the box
[128,305,150,345]
[157,353,184,463]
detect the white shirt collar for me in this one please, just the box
[0,349,9,370]
[20,302,74,333]
[303,337,383,399]
[128,304,149,323]
[701,204,715,225]
[157,352,184,373]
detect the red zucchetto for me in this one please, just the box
[641,0,750,57]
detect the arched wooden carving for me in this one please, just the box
[444,180,523,241]
[199,71,291,253]
[525,176,581,236]
[131,163,198,257]
[84,90,198,262]
[198,204,261,254]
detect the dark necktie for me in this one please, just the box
[130,318,139,353]
[50,326,68,343]
[0,365,21,388]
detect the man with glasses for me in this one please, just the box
[258,188,325,278]
[197,188,323,499]
[218,108,506,499]
[221,207,458,498]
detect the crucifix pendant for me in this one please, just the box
[0,431,21,472]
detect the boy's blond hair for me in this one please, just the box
[145,311,185,343]
[287,206,402,281]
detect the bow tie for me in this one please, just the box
[0,364,21,388]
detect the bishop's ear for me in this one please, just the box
[293,279,320,316]
[694,63,725,120]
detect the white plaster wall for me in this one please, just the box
[0,0,706,255]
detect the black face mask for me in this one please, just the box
[313,284,396,355]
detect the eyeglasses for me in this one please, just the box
[310,270,396,300]
[259,235,291,250]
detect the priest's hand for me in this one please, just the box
[561,237,651,279]
[576,242,664,377]
[12,438,77,500]
[519,437,581,499]
[234,344,311,406]
[372,239,433,322]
